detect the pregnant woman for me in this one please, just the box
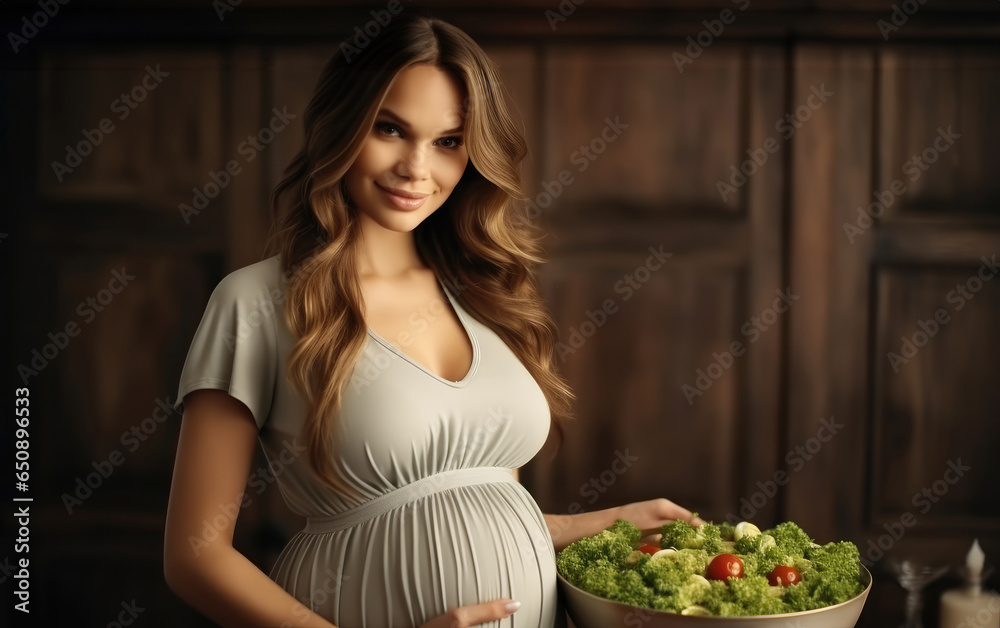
[163,14,701,627]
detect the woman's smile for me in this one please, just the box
[375,181,431,210]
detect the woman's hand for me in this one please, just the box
[616,498,706,545]
[419,599,521,628]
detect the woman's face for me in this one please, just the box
[345,63,469,233]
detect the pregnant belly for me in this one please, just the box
[271,482,559,628]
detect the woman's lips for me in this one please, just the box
[376,183,429,210]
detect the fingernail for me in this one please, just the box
[504,601,521,613]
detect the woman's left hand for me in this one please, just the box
[616,498,707,544]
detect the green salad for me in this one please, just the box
[556,518,864,617]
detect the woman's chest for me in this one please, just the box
[333,327,552,481]
[361,273,473,383]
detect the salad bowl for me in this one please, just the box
[558,564,872,628]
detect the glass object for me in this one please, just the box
[887,558,949,628]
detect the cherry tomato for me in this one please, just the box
[706,554,745,581]
[637,544,660,556]
[767,565,801,587]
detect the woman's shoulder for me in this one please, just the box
[210,255,284,304]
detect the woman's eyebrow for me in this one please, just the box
[377,108,464,135]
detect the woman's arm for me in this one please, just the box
[163,389,337,628]
[543,508,625,552]
[511,467,704,550]
[543,500,706,552]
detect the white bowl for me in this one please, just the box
[558,565,872,628]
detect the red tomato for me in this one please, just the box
[637,544,660,556]
[767,565,801,587]
[706,554,745,581]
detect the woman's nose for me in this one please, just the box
[396,145,429,180]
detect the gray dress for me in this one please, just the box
[174,255,563,627]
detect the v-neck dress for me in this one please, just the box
[173,255,562,627]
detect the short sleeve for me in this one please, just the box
[173,267,279,430]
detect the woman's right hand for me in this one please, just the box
[418,599,521,628]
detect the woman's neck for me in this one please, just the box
[355,213,427,278]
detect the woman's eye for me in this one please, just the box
[375,122,400,137]
[437,137,464,149]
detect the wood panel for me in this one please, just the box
[526,43,787,530]
[538,258,745,517]
[788,41,1000,627]
[227,46,272,270]
[541,43,744,215]
[878,46,1000,215]
[37,50,223,212]
[786,45,874,543]
[872,267,1000,528]
[868,45,1000,563]
[268,45,332,207]
[19,47,266,627]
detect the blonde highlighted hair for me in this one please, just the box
[264,15,573,497]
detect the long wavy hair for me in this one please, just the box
[264,14,574,498]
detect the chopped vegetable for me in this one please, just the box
[660,520,727,554]
[767,565,801,587]
[681,604,711,616]
[650,548,677,560]
[734,521,761,541]
[768,521,816,556]
[706,554,745,581]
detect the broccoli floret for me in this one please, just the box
[697,575,787,616]
[608,518,642,546]
[645,574,712,614]
[734,532,777,555]
[782,580,826,612]
[638,556,691,596]
[607,569,654,607]
[556,524,635,584]
[660,520,702,549]
[623,550,651,571]
[735,552,761,579]
[573,557,654,606]
[663,549,711,575]
[726,575,787,616]
[718,521,736,541]
[698,523,728,554]
[574,559,620,598]
[648,594,674,611]
[783,541,863,611]
[807,541,863,602]
[635,551,710,613]
[675,575,712,610]
[806,541,861,580]
[766,521,816,557]
[636,564,711,613]
[661,521,726,553]
[699,580,742,617]
[733,534,783,577]
[555,547,589,584]
[792,555,815,577]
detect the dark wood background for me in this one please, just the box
[2,1,998,626]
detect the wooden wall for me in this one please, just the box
[2,1,998,626]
